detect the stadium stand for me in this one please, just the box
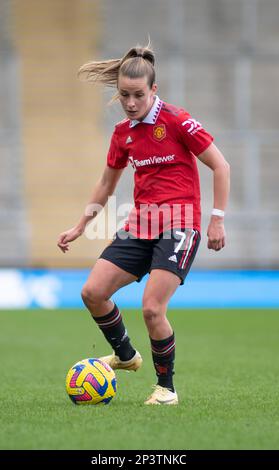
[0,0,278,268]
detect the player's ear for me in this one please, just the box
[152,83,158,94]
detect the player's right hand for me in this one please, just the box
[57,226,83,253]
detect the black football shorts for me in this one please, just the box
[99,228,200,285]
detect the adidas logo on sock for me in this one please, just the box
[168,254,178,263]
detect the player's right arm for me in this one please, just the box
[57,166,124,253]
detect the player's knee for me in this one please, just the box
[81,283,107,307]
[142,300,162,326]
[81,284,93,305]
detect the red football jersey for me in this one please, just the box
[107,96,213,238]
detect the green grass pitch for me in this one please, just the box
[1,308,279,450]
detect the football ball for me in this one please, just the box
[66,358,117,405]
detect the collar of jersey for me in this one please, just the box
[129,95,163,128]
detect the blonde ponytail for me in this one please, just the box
[78,58,121,87]
[78,41,156,93]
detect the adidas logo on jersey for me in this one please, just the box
[168,254,178,263]
[126,136,133,144]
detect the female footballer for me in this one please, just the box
[57,44,230,405]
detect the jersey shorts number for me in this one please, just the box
[99,228,200,285]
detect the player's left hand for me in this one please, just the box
[207,216,226,251]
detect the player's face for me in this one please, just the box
[118,75,157,121]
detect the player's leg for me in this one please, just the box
[81,230,152,371]
[143,228,201,404]
[81,258,142,369]
[142,269,180,404]
[81,258,137,317]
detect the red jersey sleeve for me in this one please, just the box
[177,110,214,156]
[107,127,129,169]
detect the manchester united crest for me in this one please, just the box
[153,124,166,141]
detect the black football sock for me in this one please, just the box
[93,303,136,361]
[150,333,175,392]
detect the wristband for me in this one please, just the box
[212,208,225,217]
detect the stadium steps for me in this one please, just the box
[13,0,107,267]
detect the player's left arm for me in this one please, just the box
[197,142,230,251]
